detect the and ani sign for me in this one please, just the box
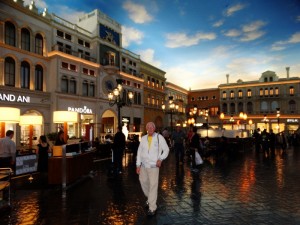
[0,93,30,103]
[68,106,93,114]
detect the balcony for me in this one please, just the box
[52,44,97,63]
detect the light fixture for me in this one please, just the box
[0,107,20,137]
[107,78,133,127]
[53,111,78,142]
[162,96,179,131]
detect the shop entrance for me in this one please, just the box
[102,110,116,135]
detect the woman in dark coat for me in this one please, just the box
[189,126,200,171]
[37,135,50,172]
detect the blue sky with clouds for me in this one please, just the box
[29,0,300,90]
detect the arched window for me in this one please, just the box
[35,33,43,55]
[134,91,138,104]
[151,78,155,87]
[138,93,141,105]
[89,82,95,97]
[247,89,252,97]
[271,101,279,112]
[21,61,30,89]
[289,100,296,113]
[261,101,268,112]
[5,57,15,86]
[82,80,88,96]
[147,94,150,104]
[259,88,263,96]
[69,78,76,94]
[238,90,243,98]
[222,91,227,99]
[35,65,43,91]
[5,21,16,46]
[238,102,243,113]
[230,90,234,99]
[21,28,30,51]
[290,86,294,96]
[222,103,227,113]
[230,103,235,114]
[61,76,68,93]
[246,102,253,113]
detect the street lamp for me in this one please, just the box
[108,78,134,127]
[248,119,253,136]
[220,112,225,129]
[239,112,248,130]
[276,108,280,133]
[263,114,268,131]
[230,114,234,130]
[205,108,209,136]
[162,96,179,131]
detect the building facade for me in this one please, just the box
[0,0,144,145]
[164,82,188,129]
[140,61,166,132]
[219,69,300,133]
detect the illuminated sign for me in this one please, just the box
[68,106,93,114]
[287,119,298,123]
[0,93,30,103]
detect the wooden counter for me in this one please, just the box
[48,151,94,185]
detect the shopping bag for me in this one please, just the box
[195,151,203,165]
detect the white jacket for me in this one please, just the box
[136,133,169,168]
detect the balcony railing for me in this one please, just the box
[52,45,97,63]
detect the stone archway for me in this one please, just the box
[101,109,117,134]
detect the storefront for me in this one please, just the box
[0,88,51,148]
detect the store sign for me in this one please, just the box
[0,93,30,103]
[287,119,298,123]
[68,106,93,114]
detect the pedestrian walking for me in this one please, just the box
[269,129,276,155]
[37,135,51,173]
[189,126,201,172]
[171,125,186,165]
[261,129,270,157]
[113,126,126,174]
[0,130,16,169]
[136,122,170,216]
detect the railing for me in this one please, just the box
[52,45,97,63]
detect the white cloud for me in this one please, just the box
[137,49,161,68]
[223,29,241,37]
[242,20,266,33]
[213,20,224,27]
[121,26,144,47]
[224,3,246,17]
[271,32,300,51]
[289,32,300,43]
[165,32,216,48]
[123,1,153,24]
[240,30,266,42]
[223,20,266,42]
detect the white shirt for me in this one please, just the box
[136,133,169,168]
[0,136,16,160]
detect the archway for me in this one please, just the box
[102,109,117,134]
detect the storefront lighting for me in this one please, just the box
[53,111,78,142]
[20,115,43,149]
[0,107,20,138]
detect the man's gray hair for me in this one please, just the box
[146,122,156,129]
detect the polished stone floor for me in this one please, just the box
[1,146,300,225]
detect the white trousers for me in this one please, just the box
[139,167,159,211]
